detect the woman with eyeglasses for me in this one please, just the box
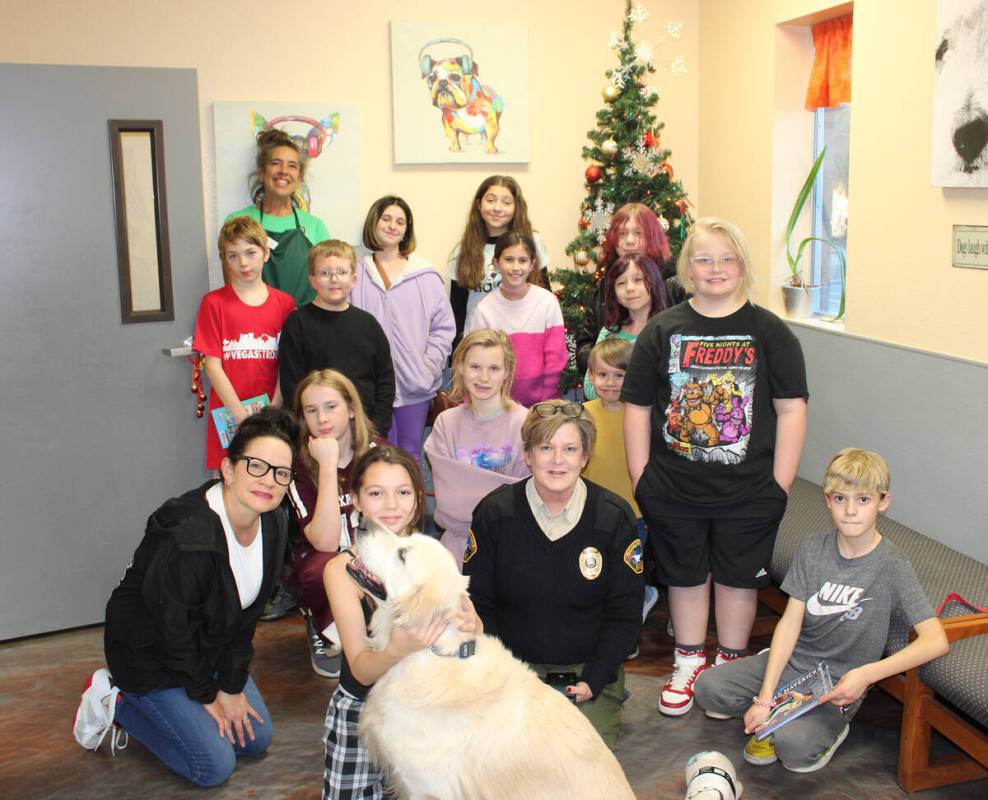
[76,407,298,787]
[463,399,644,749]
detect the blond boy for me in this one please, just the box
[695,449,948,773]
[278,240,395,436]
[583,337,660,632]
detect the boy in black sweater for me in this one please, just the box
[279,240,395,436]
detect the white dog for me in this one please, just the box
[932,0,988,185]
[350,521,635,800]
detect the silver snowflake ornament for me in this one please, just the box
[629,4,649,23]
[583,198,615,235]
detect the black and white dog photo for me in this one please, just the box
[932,0,988,186]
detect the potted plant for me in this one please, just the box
[784,147,846,320]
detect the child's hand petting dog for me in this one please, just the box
[386,614,449,659]
[455,595,483,634]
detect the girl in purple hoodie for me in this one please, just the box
[350,196,454,461]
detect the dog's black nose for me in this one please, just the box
[953,118,988,167]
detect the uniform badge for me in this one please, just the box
[579,547,603,580]
[624,539,644,574]
[462,529,478,564]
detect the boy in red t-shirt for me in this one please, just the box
[194,216,296,469]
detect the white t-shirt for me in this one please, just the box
[206,483,264,609]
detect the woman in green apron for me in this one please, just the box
[228,129,330,306]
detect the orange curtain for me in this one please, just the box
[804,14,852,111]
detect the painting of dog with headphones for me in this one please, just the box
[419,38,504,154]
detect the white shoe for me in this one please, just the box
[659,657,707,716]
[73,669,128,753]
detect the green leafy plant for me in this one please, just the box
[784,147,846,320]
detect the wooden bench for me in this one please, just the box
[756,478,988,792]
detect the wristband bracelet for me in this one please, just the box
[751,696,776,709]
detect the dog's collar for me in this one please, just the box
[430,639,476,659]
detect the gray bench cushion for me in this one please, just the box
[772,478,988,727]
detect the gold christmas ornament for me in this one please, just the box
[573,249,591,267]
[602,84,620,103]
[601,138,619,157]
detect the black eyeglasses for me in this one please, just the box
[234,456,295,486]
[532,402,584,419]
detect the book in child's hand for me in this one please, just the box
[754,661,833,740]
[211,394,270,448]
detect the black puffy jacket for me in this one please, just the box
[104,481,287,703]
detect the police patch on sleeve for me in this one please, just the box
[579,547,603,580]
[624,539,644,575]
[462,529,478,564]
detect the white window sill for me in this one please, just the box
[786,315,845,333]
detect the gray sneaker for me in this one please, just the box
[261,586,298,621]
[307,618,341,678]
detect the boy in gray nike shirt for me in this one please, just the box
[694,449,948,773]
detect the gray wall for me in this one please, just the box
[791,322,988,565]
[0,65,209,639]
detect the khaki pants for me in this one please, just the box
[530,662,625,750]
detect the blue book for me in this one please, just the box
[755,661,833,740]
[211,394,270,448]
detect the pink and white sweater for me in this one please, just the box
[467,286,566,406]
[424,403,530,568]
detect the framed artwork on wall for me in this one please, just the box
[212,102,361,285]
[390,21,530,164]
[932,0,988,187]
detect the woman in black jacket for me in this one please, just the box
[463,400,644,749]
[74,407,298,787]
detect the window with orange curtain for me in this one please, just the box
[805,14,852,111]
[805,13,851,319]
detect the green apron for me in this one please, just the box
[261,207,315,306]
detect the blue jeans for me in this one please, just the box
[114,674,272,787]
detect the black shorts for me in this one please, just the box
[636,480,788,589]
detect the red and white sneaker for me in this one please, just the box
[73,668,128,754]
[659,656,707,716]
[715,649,746,667]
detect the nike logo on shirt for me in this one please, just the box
[806,594,870,615]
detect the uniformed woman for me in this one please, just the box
[463,399,644,748]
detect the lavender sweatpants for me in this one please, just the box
[387,399,431,463]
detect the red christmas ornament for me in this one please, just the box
[578,218,590,229]
[585,165,602,183]
[677,200,687,213]
[659,162,674,177]
[643,131,655,148]
[188,353,206,418]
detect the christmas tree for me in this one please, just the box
[556,0,693,391]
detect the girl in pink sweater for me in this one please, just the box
[466,233,566,406]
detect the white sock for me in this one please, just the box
[321,621,341,646]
